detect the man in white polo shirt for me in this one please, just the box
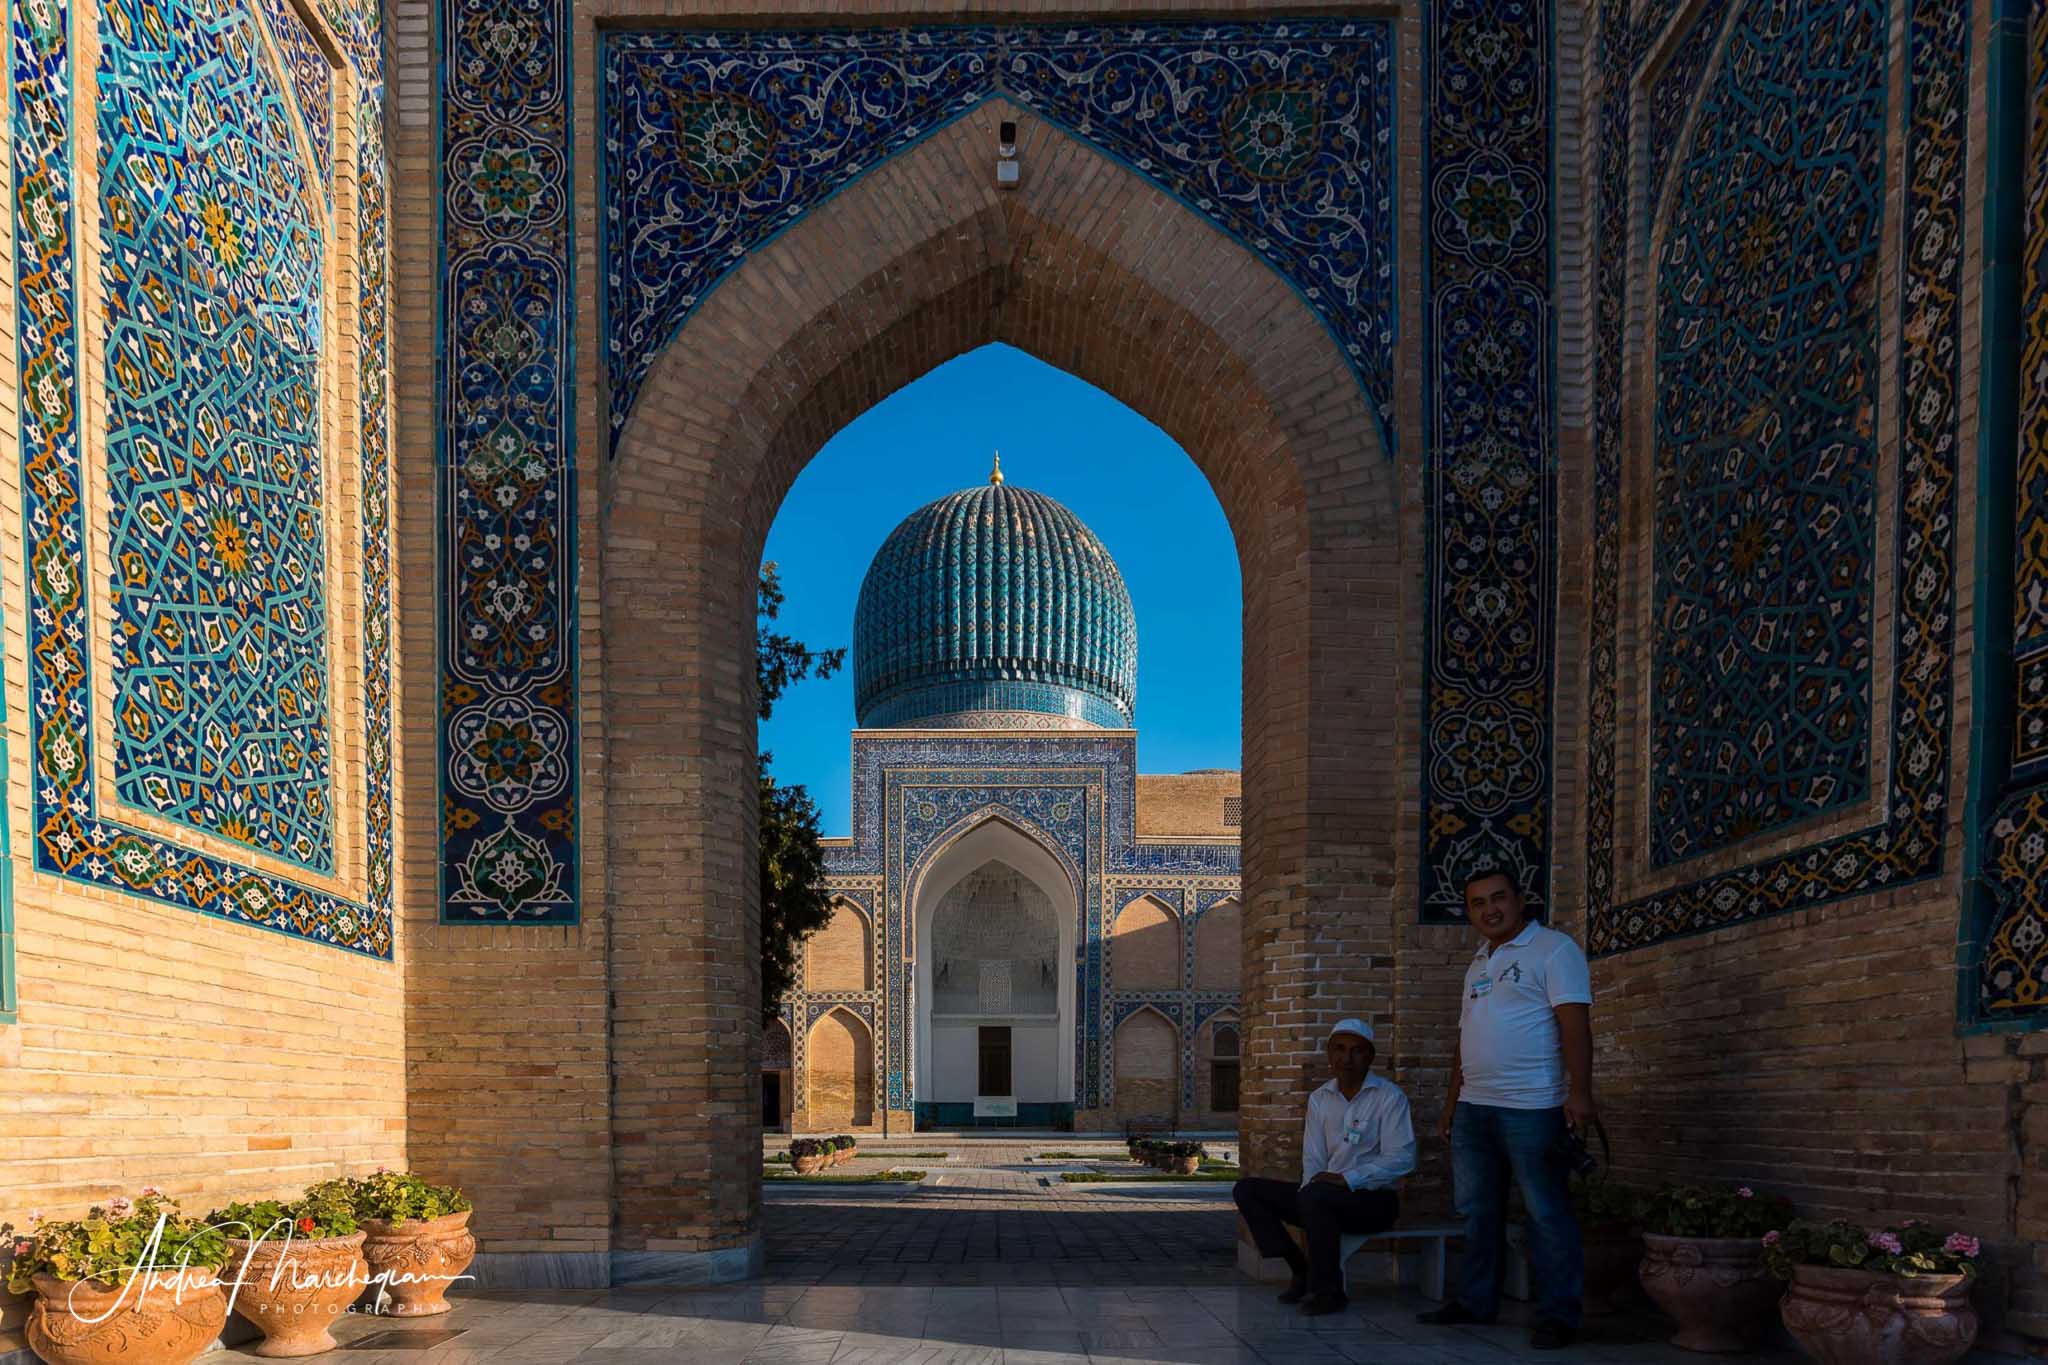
[1417,868,1595,1352]
[1231,1018,1414,1316]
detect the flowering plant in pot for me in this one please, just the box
[1763,1218,1980,1365]
[344,1170,475,1318]
[1637,1183,1792,1353]
[1169,1142,1205,1175]
[210,1180,366,1358]
[789,1139,827,1174]
[1569,1174,1644,1316]
[3,1189,230,1365]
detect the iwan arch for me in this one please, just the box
[9,0,2048,1347]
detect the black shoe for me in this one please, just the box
[1298,1293,1349,1316]
[1531,1320,1577,1350]
[1276,1276,1308,1305]
[1416,1302,1496,1326]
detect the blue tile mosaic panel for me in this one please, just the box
[1976,0,2048,1021]
[1586,0,1966,955]
[99,0,336,872]
[1647,0,1888,865]
[1417,0,1557,921]
[10,0,392,953]
[436,0,578,921]
[462,13,1549,930]
[254,0,334,204]
[601,20,1396,457]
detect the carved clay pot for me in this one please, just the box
[793,1155,824,1174]
[1582,1228,1643,1316]
[1172,1158,1200,1175]
[1639,1233,1778,1353]
[223,1232,368,1356]
[26,1271,227,1365]
[1779,1265,1978,1365]
[360,1212,475,1317]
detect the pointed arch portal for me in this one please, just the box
[419,0,1560,1289]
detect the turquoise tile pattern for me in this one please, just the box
[853,483,1137,731]
[8,0,393,954]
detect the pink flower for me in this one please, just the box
[1944,1233,1980,1258]
[1870,1231,1903,1255]
[106,1196,133,1218]
[375,1166,389,1175]
[1737,1187,1754,1199]
[11,1239,29,1258]
[139,1185,164,1199]
[24,1211,41,1226]
[1762,1230,1781,1247]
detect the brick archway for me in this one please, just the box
[601,100,1408,1274]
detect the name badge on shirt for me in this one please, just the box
[1344,1122,1367,1146]
[1470,973,1493,999]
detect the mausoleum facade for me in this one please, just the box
[773,474,1242,1134]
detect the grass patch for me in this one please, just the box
[764,1153,791,1164]
[765,1168,927,1184]
[1200,1158,1236,1170]
[1035,1151,1116,1160]
[1060,1170,1239,1184]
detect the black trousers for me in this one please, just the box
[1233,1177,1400,1297]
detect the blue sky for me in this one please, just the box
[760,343,1242,835]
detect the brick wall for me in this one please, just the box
[1194,901,1243,993]
[805,902,871,992]
[1135,772,1242,837]
[1110,898,1181,991]
[806,1010,873,1127]
[1112,1009,1179,1124]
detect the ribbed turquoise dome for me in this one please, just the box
[854,479,1137,729]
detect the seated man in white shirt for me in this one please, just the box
[1231,1018,1415,1315]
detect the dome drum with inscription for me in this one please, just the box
[853,460,1138,730]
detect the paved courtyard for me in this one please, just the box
[212,1138,1828,1363]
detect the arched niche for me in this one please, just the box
[910,816,1077,1120]
[1111,896,1182,992]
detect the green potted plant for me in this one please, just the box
[790,1138,826,1174]
[1170,1142,1204,1176]
[210,1180,365,1357]
[1765,1218,1980,1365]
[344,1170,474,1317]
[1568,1174,1642,1316]
[3,1189,230,1365]
[1637,1183,1792,1352]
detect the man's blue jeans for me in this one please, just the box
[1450,1101,1583,1327]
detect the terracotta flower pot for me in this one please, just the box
[1779,1264,1978,1365]
[224,1231,368,1357]
[1582,1227,1643,1316]
[26,1270,227,1365]
[1172,1158,1199,1175]
[1639,1233,1778,1353]
[792,1156,824,1174]
[360,1211,475,1317]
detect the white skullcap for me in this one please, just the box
[1327,1018,1375,1044]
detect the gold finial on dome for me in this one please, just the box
[990,450,1004,486]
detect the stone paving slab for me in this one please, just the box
[187,1138,1998,1363]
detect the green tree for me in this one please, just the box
[757,563,845,1020]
